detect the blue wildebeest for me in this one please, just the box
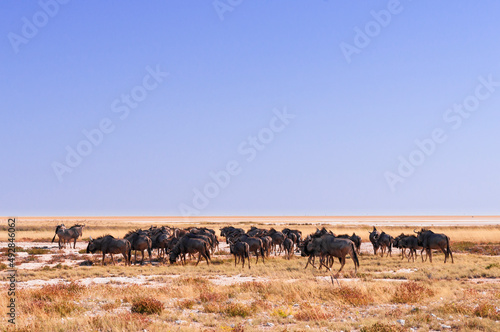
[299,232,360,277]
[220,226,245,244]
[229,239,250,269]
[231,234,266,264]
[266,228,286,255]
[169,233,211,266]
[86,235,131,266]
[124,229,152,265]
[415,229,454,263]
[393,233,423,262]
[368,226,380,255]
[375,231,394,257]
[52,224,85,249]
[283,237,294,259]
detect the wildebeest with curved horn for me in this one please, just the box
[86,235,131,266]
[169,233,211,266]
[52,224,85,249]
[415,228,453,263]
[124,229,152,265]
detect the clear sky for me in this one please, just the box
[1,1,500,216]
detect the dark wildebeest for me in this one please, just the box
[169,234,211,266]
[375,231,394,257]
[247,226,267,237]
[149,226,170,260]
[220,226,245,244]
[337,233,361,255]
[368,227,380,255]
[86,235,131,266]
[267,228,286,255]
[282,228,302,244]
[260,235,273,257]
[235,234,265,264]
[393,234,422,262]
[229,240,250,269]
[124,230,152,265]
[52,224,85,249]
[317,234,360,276]
[283,237,294,259]
[190,228,218,253]
[415,229,453,263]
[299,236,323,269]
[300,233,359,276]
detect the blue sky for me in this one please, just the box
[1,1,500,216]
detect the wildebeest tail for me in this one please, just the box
[51,234,57,243]
[446,236,453,262]
[351,242,360,268]
[128,243,132,264]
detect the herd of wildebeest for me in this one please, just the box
[51,224,454,275]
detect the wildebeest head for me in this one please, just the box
[169,250,178,264]
[86,236,97,253]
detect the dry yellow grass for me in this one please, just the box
[1,216,499,331]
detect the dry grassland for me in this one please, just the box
[0,217,499,331]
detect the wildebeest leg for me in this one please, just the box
[330,275,340,286]
[110,254,115,265]
[427,248,432,263]
[203,251,210,265]
[448,242,454,264]
[234,255,237,267]
[337,256,346,275]
[73,238,77,249]
[440,245,448,263]
[102,252,106,266]
[195,252,202,266]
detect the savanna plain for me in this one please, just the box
[1,216,500,332]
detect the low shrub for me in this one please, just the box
[391,281,434,304]
[131,297,163,315]
[177,299,195,309]
[330,285,373,306]
[224,302,254,317]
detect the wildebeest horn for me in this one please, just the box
[89,236,93,241]
[413,229,417,233]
